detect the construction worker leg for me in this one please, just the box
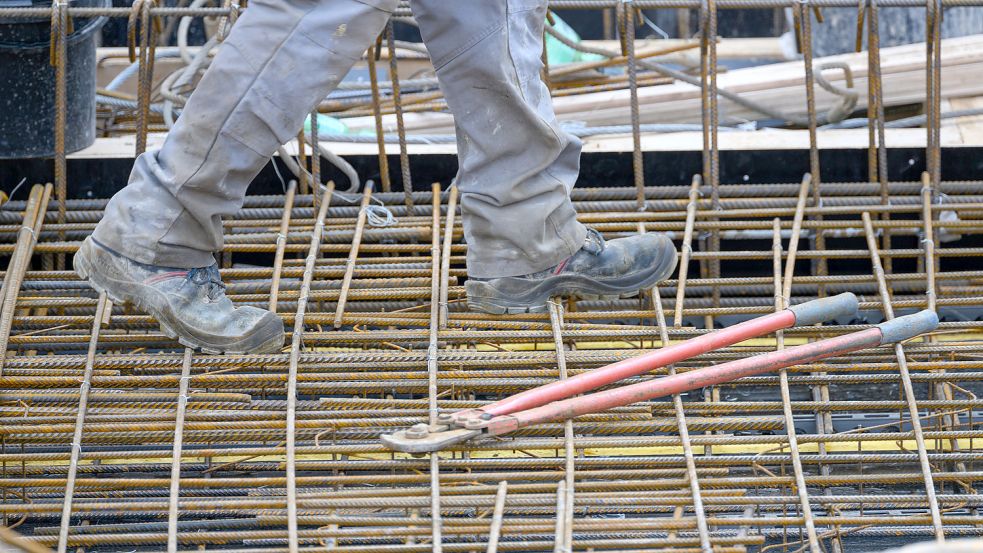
[410,0,588,278]
[92,0,396,269]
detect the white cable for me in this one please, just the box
[178,0,213,64]
[365,204,397,227]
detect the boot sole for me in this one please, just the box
[74,240,283,355]
[466,234,679,315]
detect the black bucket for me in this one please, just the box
[0,0,109,158]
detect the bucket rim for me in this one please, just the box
[0,0,111,53]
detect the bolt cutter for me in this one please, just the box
[381,292,939,453]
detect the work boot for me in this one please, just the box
[73,237,284,354]
[466,228,678,314]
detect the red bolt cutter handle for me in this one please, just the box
[470,310,938,436]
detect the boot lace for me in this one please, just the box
[582,227,605,255]
[187,265,227,301]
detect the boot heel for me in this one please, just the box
[73,248,91,280]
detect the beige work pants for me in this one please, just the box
[93,0,586,278]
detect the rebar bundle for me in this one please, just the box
[1,2,983,553]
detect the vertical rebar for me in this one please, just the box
[620,2,646,210]
[52,1,67,270]
[861,211,945,542]
[865,0,891,274]
[310,110,322,209]
[166,348,193,553]
[428,182,443,553]
[367,38,392,193]
[286,183,334,553]
[56,292,109,553]
[135,0,157,156]
[553,479,567,552]
[0,184,52,374]
[789,176,840,551]
[796,1,821,186]
[772,218,821,553]
[652,287,713,553]
[920,173,938,316]
[674,175,701,328]
[438,185,458,329]
[921,171,964,489]
[805,0,829,298]
[269,180,298,313]
[925,0,943,188]
[781,174,811,303]
[700,0,721,329]
[333,183,374,329]
[385,20,414,210]
[486,481,508,553]
[296,131,309,196]
[548,301,575,553]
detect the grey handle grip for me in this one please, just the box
[877,310,939,345]
[788,292,859,326]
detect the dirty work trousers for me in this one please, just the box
[93,0,587,279]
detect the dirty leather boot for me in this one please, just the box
[74,237,284,354]
[465,228,678,314]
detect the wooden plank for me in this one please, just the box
[580,127,966,152]
[947,96,983,145]
[581,37,790,61]
[96,48,189,96]
[69,135,456,159]
[70,125,976,161]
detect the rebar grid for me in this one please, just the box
[2,2,983,553]
[1,184,981,552]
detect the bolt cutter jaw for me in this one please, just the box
[438,409,487,427]
[461,414,521,434]
[380,424,482,453]
[381,411,520,452]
